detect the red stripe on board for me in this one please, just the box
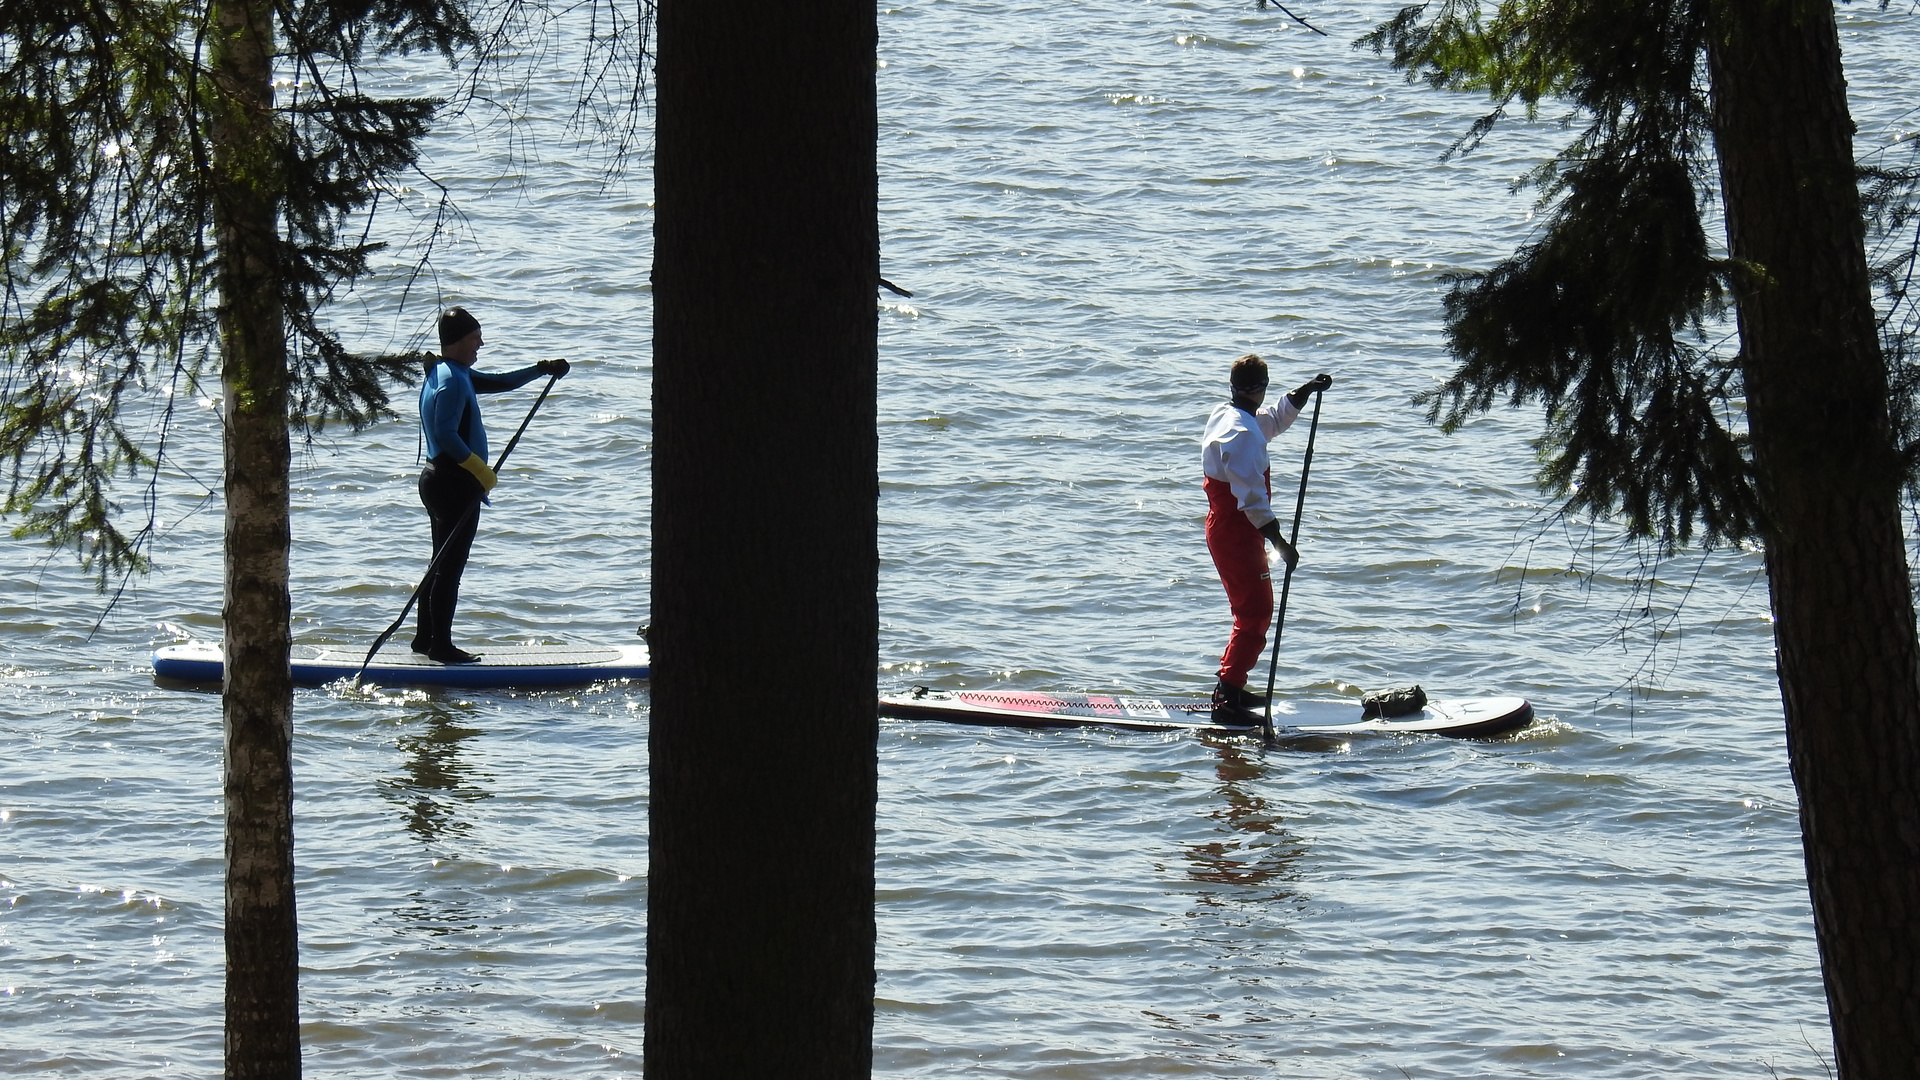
[956,691,1077,715]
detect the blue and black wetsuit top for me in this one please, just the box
[419,360,544,464]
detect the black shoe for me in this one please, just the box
[427,645,482,665]
[1210,681,1263,727]
[1210,700,1261,727]
[1215,678,1267,709]
[410,637,431,655]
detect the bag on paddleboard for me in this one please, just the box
[1361,685,1427,720]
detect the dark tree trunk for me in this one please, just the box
[645,0,879,1074]
[210,0,300,1076]
[1707,2,1920,1074]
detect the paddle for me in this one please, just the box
[1260,387,1325,746]
[356,371,561,680]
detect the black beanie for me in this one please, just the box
[438,306,481,349]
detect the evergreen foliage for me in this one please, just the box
[0,0,478,578]
[1864,143,1920,501]
[1364,11,1920,1070]
[1361,0,1778,548]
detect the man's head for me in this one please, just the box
[1230,353,1268,400]
[438,307,483,362]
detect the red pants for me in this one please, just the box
[1205,475,1272,688]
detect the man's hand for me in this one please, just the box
[1287,373,1333,409]
[459,452,499,491]
[1272,535,1299,570]
[538,358,571,378]
[1259,521,1299,569]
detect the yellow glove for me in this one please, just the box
[459,453,498,491]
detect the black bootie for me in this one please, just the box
[1216,678,1267,709]
[1210,678,1263,727]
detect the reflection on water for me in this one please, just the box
[381,705,498,952]
[379,703,492,846]
[1186,739,1307,899]
[392,888,485,943]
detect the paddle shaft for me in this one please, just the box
[358,373,560,679]
[1262,389,1324,744]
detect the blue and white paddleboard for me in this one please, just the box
[879,687,1534,738]
[151,641,650,689]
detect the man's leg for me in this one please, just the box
[416,463,483,658]
[1212,536,1273,690]
[1205,491,1274,705]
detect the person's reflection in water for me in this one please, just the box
[1184,736,1323,899]
[382,703,495,946]
[381,702,492,846]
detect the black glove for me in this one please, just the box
[538,358,571,378]
[1287,373,1332,408]
[1259,520,1299,569]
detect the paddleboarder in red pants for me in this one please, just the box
[1201,354,1332,724]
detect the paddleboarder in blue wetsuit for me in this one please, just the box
[1200,354,1331,724]
[415,307,569,664]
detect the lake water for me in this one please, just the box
[4,1,1916,1075]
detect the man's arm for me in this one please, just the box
[1257,373,1331,566]
[423,379,473,462]
[469,366,541,394]
[471,358,569,393]
[423,375,496,491]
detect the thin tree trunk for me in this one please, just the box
[646,0,879,1072]
[1707,1,1920,1074]
[210,0,299,1075]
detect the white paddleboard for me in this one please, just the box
[151,640,650,689]
[879,686,1533,738]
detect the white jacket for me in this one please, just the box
[1201,396,1299,529]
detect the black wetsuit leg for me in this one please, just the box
[415,457,484,651]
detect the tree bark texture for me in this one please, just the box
[1707,1,1920,1074]
[210,0,300,1076]
[646,0,879,1076]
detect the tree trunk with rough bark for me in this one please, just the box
[210,0,300,1076]
[1707,1,1920,1074]
[645,0,879,1073]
